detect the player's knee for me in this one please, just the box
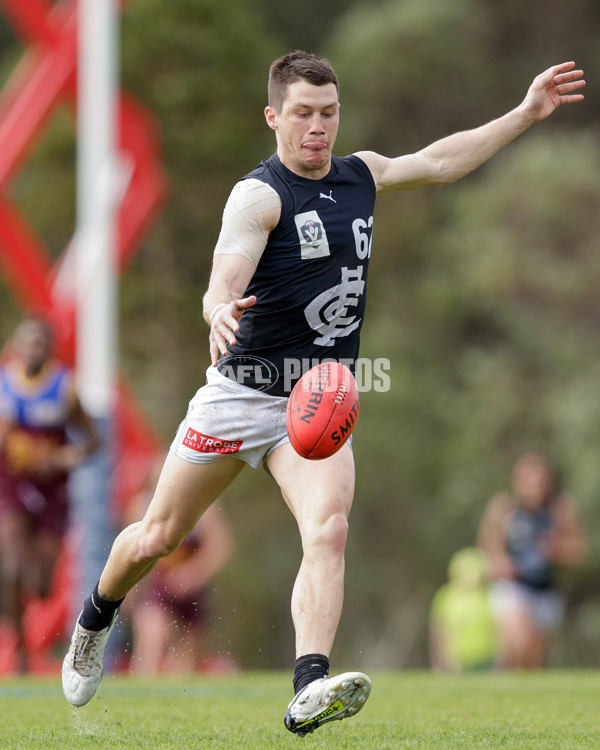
[305,512,348,558]
[136,520,184,561]
[140,532,179,561]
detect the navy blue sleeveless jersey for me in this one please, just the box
[217,153,376,397]
[505,502,557,590]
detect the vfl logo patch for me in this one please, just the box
[303,219,322,245]
[294,210,330,259]
[183,428,242,454]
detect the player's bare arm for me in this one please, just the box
[203,180,281,364]
[547,496,587,565]
[0,419,9,449]
[203,253,257,365]
[61,393,100,466]
[31,391,99,478]
[477,494,516,579]
[357,61,585,193]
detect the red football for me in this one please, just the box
[286,362,360,460]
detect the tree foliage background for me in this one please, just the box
[0,0,599,669]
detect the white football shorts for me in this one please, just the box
[490,580,565,633]
[170,365,290,469]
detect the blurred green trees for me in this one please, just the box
[0,0,598,669]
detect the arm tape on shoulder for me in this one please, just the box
[213,179,281,266]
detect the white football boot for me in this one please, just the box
[62,612,118,707]
[284,671,371,736]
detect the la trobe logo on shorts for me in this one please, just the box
[183,428,243,454]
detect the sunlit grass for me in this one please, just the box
[1,670,600,749]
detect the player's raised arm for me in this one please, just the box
[357,61,585,194]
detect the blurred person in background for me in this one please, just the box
[0,317,99,672]
[429,547,497,672]
[122,457,234,674]
[477,453,586,669]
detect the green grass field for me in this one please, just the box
[1,670,599,749]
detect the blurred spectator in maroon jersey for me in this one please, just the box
[0,317,99,671]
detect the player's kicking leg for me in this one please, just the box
[62,453,244,706]
[267,443,372,735]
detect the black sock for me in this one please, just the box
[79,582,124,631]
[293,653,330,694]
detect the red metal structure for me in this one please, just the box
[0,0,167,671]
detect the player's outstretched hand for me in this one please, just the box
[522,61,585,122]
[209,295,257,365]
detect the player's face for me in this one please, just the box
[265,80,339,179]
[512,458,552,507]
[15,321,53,376]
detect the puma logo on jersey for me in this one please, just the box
[319,190,336,203]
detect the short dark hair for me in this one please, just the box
[268,51,338,112]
